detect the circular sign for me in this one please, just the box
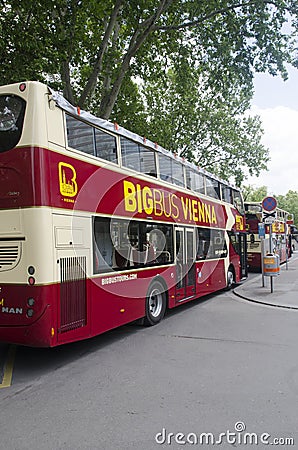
[262,196,277,212]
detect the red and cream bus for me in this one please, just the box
[245,202,293,271]
[0,81,247,347]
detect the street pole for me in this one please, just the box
[261,238,265,288]
[285,213,288,270]
[269,223,273,293]
[261,196,278,294]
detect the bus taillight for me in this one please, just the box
[19,83,26,92]
[28,276,35,285]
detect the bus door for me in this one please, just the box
[175,227,196,302]
[239,232,248,279]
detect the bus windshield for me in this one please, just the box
[233,190,244,214]
[0,94,26,153]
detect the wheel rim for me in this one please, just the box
[149,288,163,318]
[227,270,234,287]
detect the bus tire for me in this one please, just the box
[226,266,235,290]
[144,280,167,326]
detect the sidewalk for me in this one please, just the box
[233,252,298,309]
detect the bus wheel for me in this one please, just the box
[226,266,235,290]
[144,280,166,326]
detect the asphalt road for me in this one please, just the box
[0,287,297,449]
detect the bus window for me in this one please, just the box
[93,218,139,271]
[94,128,118,163]
[159,153,173,183]
[0,95,26,153]
[146,223,174,265]
[93,217,114,273]
[194,172,205,194]
[197,228,227,260]
[185,167,194,189]
[93,217,174,272]
[172,159,184,187]
[66,115,95,156]
[222,184,232,203]
[111,220,132,269]
[211,230,227,258]
[139,146,157,177]
[245,202,262,216]
[228,230,240,254]
[126,221,173,267]
[121,137,141,171]
[206,176,220,199]
[197,228,210,260]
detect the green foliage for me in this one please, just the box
[138,63,269,185]
[1,0,298,185]
[276,191,298,227]
[242,185,268,202]
[242,186,298,227]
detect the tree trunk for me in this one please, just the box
[99,0,174,118]
[78,0,124,107]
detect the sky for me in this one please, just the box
[246,64,298,196]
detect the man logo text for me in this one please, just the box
[1,307,23,314]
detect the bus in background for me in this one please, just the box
[245,202,293,272]
[290,224,298,250]
[0,81,247,347]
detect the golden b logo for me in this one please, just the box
[58,162,78,197]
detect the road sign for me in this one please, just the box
[262,196,277,212]
[264,217,276,224]
[258,223,265,238]
[262,210,277,224]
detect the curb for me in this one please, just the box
[233,253,298,311]
[233,287,298,311]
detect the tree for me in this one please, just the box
[1,0,298,183]
[242,185,268,202]
[276,191,298,227]
[242,186,298,227]
[141,66,269,184]
[2,1,297,112]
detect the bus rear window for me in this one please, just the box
[0,95,26,153]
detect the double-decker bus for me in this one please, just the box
[245,202,293,271]
[290,224,298,250]
[0,81,247,347]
